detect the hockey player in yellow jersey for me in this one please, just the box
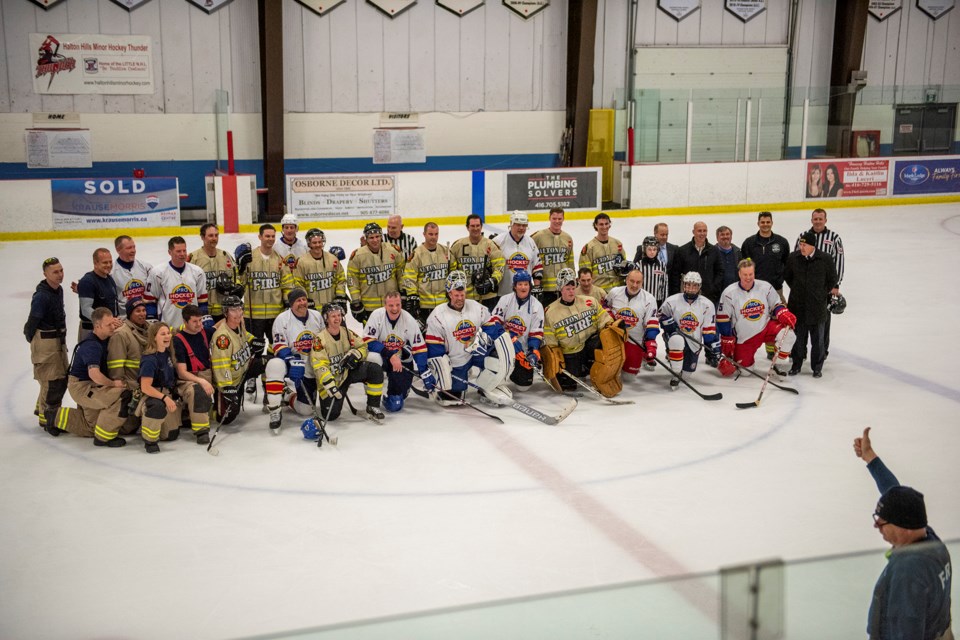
[450,214,506,311]
[188,223,237,321]
[347,222,405,324]
[292,228,348,311]
[402,222,451,327]
[210,296,266,425]
[310,302,384,423]
[542,268,624,397]
[579,213,628,290]
[531,207,575,307]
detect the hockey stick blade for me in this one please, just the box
[558,368,634,405]
[735,400,761,410]
[506,397,578,426]
[650,354,723,401]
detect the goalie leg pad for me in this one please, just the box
[428,355,453,391]
[590,326,626,398]
[541,345,564,381]
[475,333,516,393]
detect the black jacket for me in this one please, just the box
[741,232,790,290]
[670,240,723,303]
[23,280,66,343]
[716,244,742,291]
[784,249,838,325]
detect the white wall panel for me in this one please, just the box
[435,9,461,111]
[69,1,107,113]
[228,0,260,113]
[97,0,134,114]
[698,1,725,45]
[329,1,359,111]
[159,0,193,113]
[408,0,437,112]
[460,12,486,112]
[283,0,306,114]
[541,0,566,111]
[217,6,234,113]
[4,0,41,113]
[130,0,164,113]
[946,9,960,87]
[483,3,510,111]
[357,7,385,113]
[36,0,73,115]
[301,6,333,112]
[383,12,411,111]
[508,15,535,110]
[191,7,224,114]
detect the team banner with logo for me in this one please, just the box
[31,33,154,95]
[893,158,960,195]
[804,159,890,198]
[505,168,601,212]
[287,174,397,220]
[51,178,181,230]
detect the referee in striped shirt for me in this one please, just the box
[386,215,418,261]
[795,208,844,358]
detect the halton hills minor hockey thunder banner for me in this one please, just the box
[31,33,154,95]
[51,178,180,230]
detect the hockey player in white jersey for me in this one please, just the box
[264,287,325,432]
[144,236,208,329]
[425,271,515,406]
[604,264,660,375]
[363,291,434,412]
[112,235,152,316]
[659,271,719,386]
[716,259,796,376]
[486,271,544,388]
[493,211,543,298]
[274,213,309,271]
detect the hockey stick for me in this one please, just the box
[207,391,239,456]
[736,329,794,409]
[404,363,505,423]
[449,371,577,426]
[558,368,634,405]
[532,367,582,398]
[677,332,798,395]
[626,336,722,401]
[343,393,383,425]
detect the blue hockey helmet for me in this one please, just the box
[300,418,319,440]
[512,270,533,287]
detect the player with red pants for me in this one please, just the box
[715,259,796,376]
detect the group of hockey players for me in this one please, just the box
[25,207,844,451]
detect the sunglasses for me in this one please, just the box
[42,257,60,268]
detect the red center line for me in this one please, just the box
[470,422,719,623]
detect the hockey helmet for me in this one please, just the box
[329,246,346,261]
[512,270,533,287]
[446,270,468,293]
[363,222,383,238]
[233,242,252,263]
[556,267,577,290]
[222,295,244,310]
[615,260,638,278]
[321,301,344,322]
[682,271,702,296]
[642,235,659,250]
[828,293,847,315]
[300,418,319,440]
[510,210,528,225]
[280,213,299,228]
[305,228,325,244]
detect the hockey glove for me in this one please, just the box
[341,349,363,371]
[705,341,721,368]
[202,315,215,331]
[527,348,541,370]
[250,337,266,355]
[659,315,678,337]
[774,306,797,329]
[420,368,438,392]
[287,358,306,383]
[721,335,736,358]
[233,243,252,275]
[530,283,544,299]
[321,377,343,400]
[333,297,349,312]
[717,359,737,378]
[644,339,657,364]
[404,294,420,317]
[474,276,497,296]
[220,385,240,409]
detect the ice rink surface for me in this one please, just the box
[1,203,958,639]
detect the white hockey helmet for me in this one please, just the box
[682,271,702,295]
[280,213,298,228]
[510,210,528,225]
[556,267,577,290]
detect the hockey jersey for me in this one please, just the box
[292,251,347,309]
[242,249,293,321]
[579,237,627,290]
[106,319,148,389]
[658,292,718,346]
[310,327,367,387]
[543,295,613,355]
[531,229,575,293]
[402,244,451,310]
[347,245,405,312]
[489,292,544,351]
[604,286,660,343]
[574,284,606,304]
[494,232,541,297]
[449,236,506,303]
[271,308,325,379]
[717,279,784,343]
[188,248,235,317]
[425,300,491,367]
[145,261,208,328]
[211,323,257,388]
[112,258,152,317]
[274,237,309,271]
[363,307,428,370]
